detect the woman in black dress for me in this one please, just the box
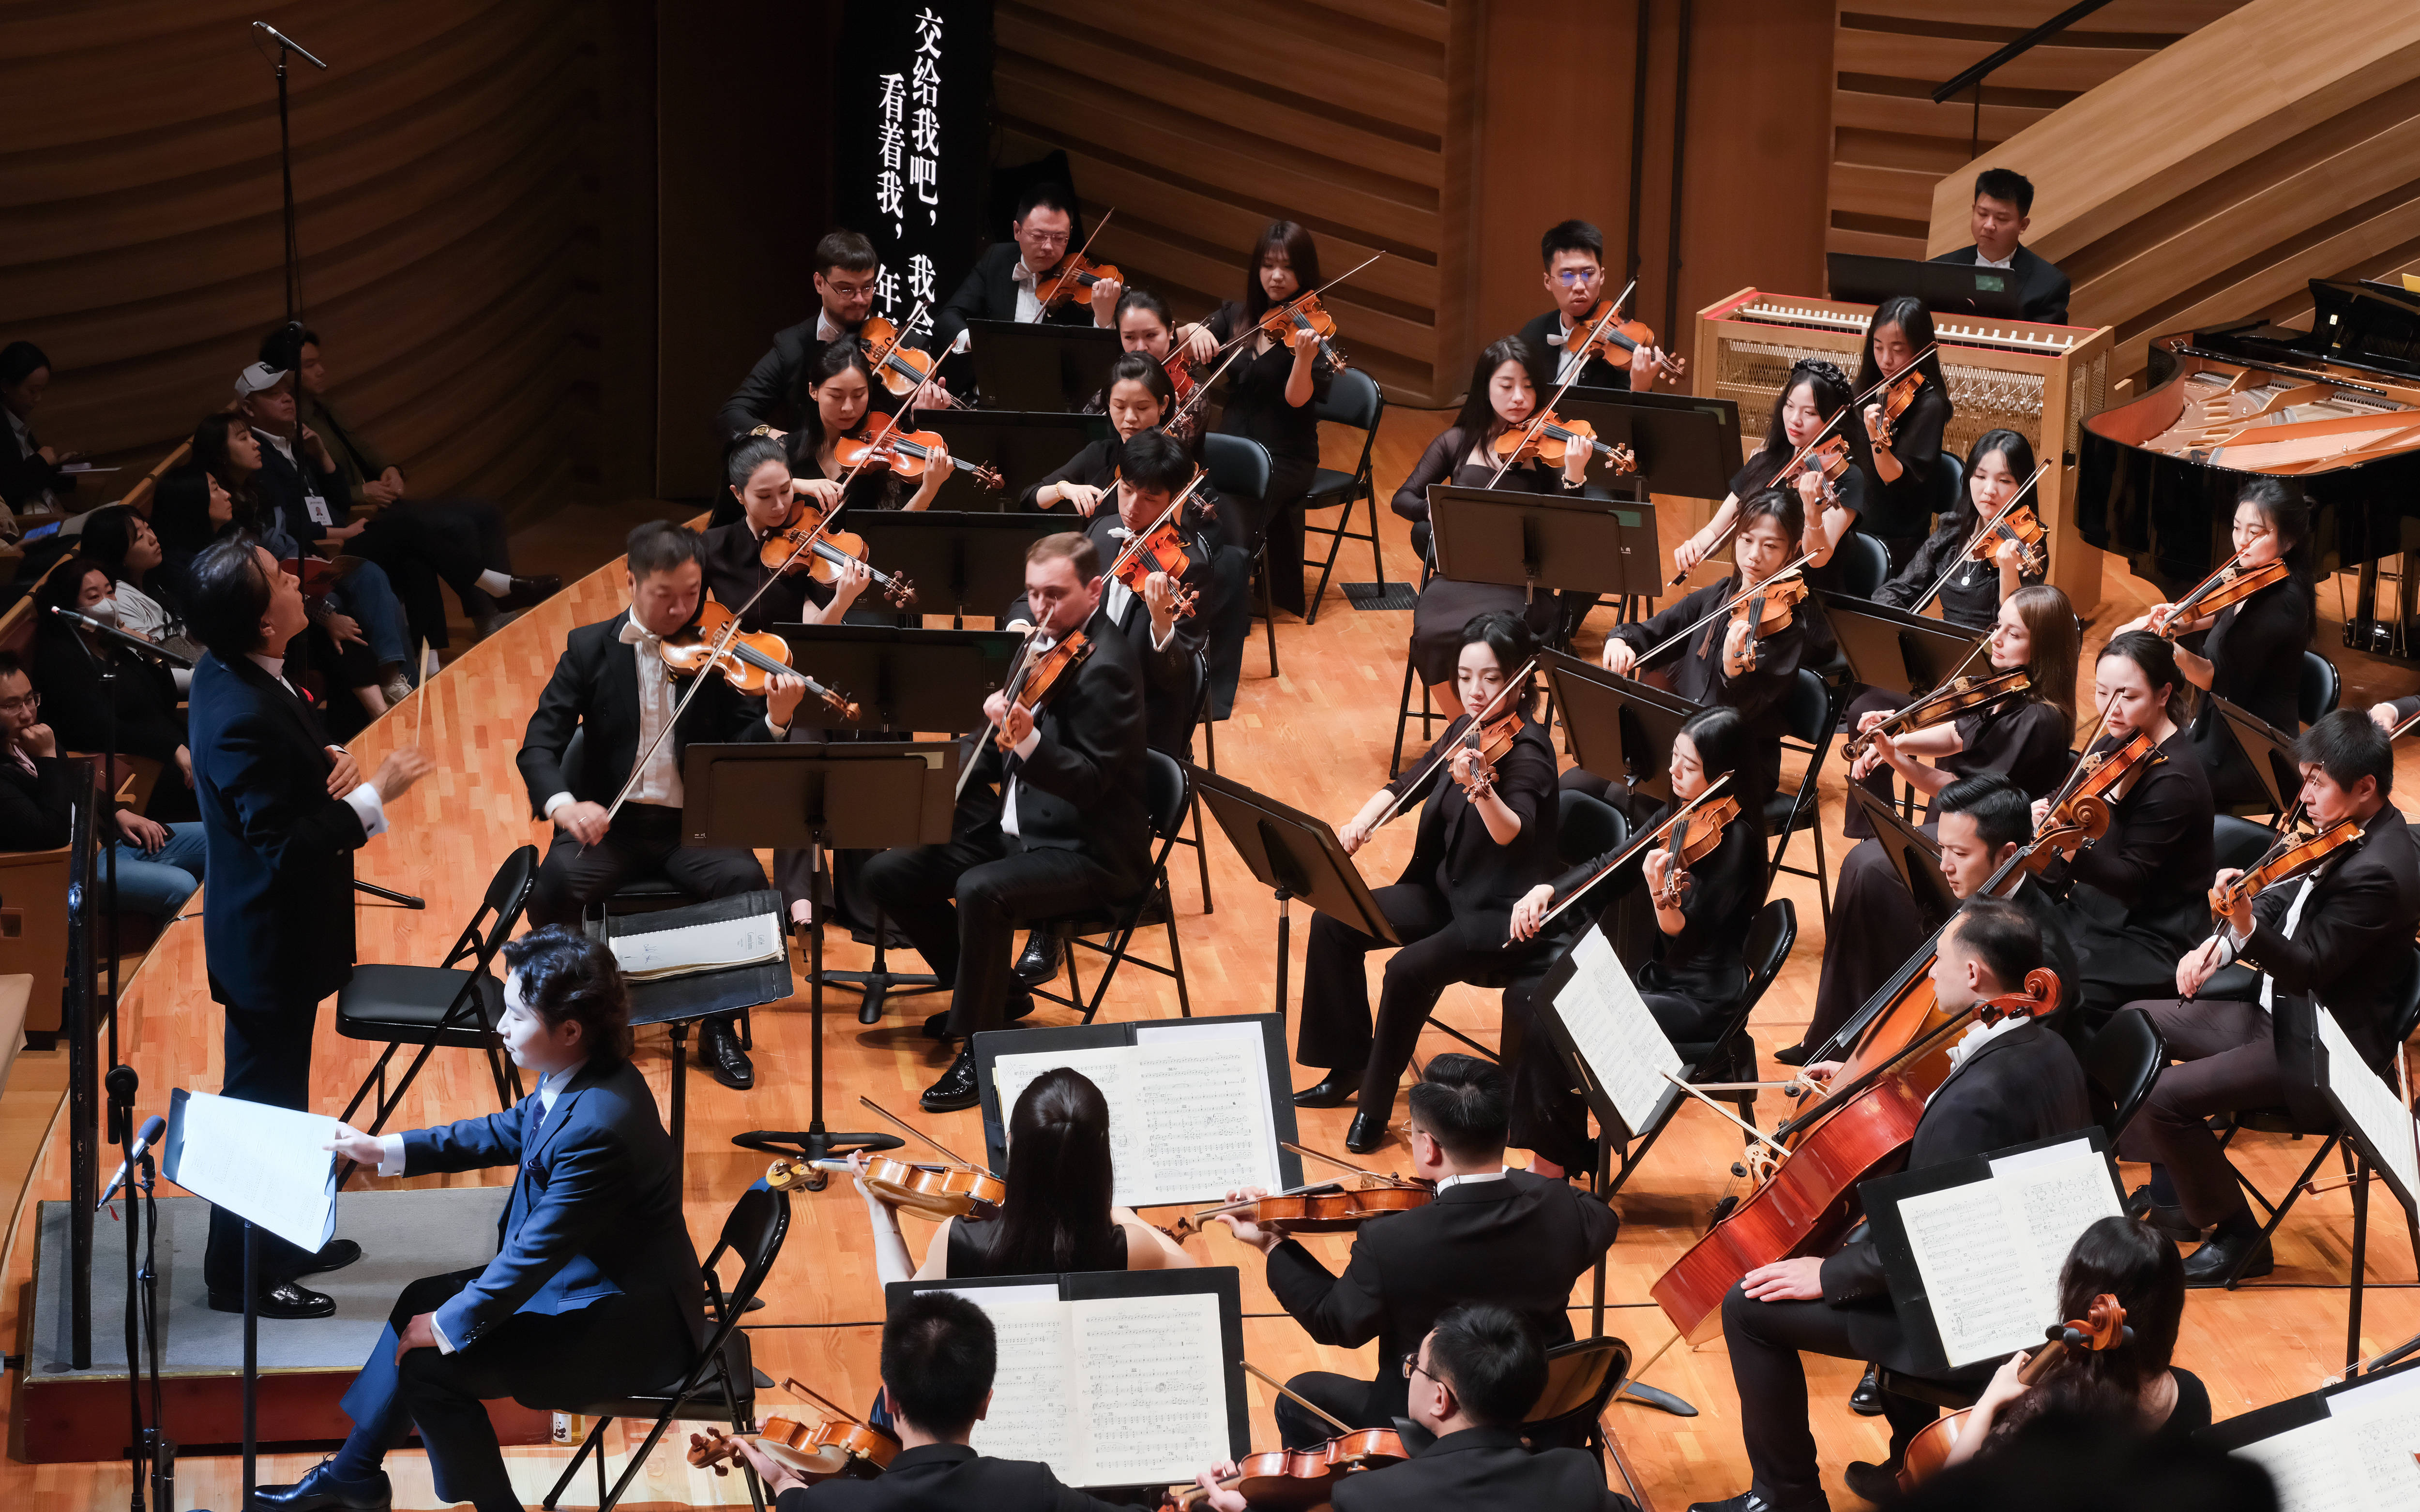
[1854,296,1955,571]
[782,342,950,515]
[1093,287,1213,444]
[30,557,194,819]
[1394,336,1590,711]
[1670,358,1873,584]
[698,433,872,633]
[1200,221,1335,617]
[2045,631,2215,1032]
[1293,613,1561,1153]
[1502,705,1770,1178]
[2117,477,2314,811]
[1869,428,2047,625]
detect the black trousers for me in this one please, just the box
[1294,882,1519,1113]
[860,825,1125,1038]
[1275,1370,1384,1450]
[1722,1281,1936,1508]
[526,802,768,930]
[204,988,326,1295]
[1805,834,1928,1053]
[344,507,491,650]
[1254,453,1317,617]
[2117,996,2275,1226]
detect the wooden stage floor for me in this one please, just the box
[7,413,2420,1510]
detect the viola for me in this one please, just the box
[1167,1428,1408,1509]
[1489,410,1638,475]
[832,426,1004,491]
[2209,815,2359,918]
[856,316,955,405]
[661,599,858,718]
[1898,1295,2130,1490]
[759,495,917,607]
[2031,731,2161,865]
[2151,554,2288,639]
[1564,298,1687,382]
[1255,290,1349,371]
[1036,251,1122,313]
[1971,503,2048,575]
[797,1153,1007,1221]
[1169,1179,1433,1241]
[1650,793,1742,909]
[1845,668,2031,762]
[1726,572,1809,668]
[1869,367,1927,449]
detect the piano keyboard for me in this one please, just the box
[1730,299,2080,354]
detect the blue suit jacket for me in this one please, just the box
[403,1056,704,1360]
[189,651,368,1008]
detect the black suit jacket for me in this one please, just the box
[515,611,778,816]
[1006,512,1207,757]
[1265,1170,1620,1423]
[2238,805,2420,1069]
[188,651,371,1007]
[932,242,1098,354]
[2009,875,2084,1038]
[714,315,923,442]
[1332,1426,1638,1512]
[776,1443,1127,1512]
[1514,310,1634,397]
[0,753,73,852]
[1930,243,2072,326]
[1,418,75,510]
[957,606,1151,894]
[30,621,187,768]
[1384,718,1561,949]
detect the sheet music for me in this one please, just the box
[1897,1180,2042,1366]
[1549,925,1683,1136]
[961,1298,1077,1473]
[2234,1417,2364,1512]
[994,1031,1284,1208]
[2327,1366,2420,1509]
[992,1046,1146,1199]
[2318,1007,2420,1209]
[1072,1292,1232,1484]
[1988,1140,2126,1335]
[606,912,783,981]
[167,1092,339,1254]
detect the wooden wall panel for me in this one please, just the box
[0,1,656,520]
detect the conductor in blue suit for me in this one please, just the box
[252,928,706,1512]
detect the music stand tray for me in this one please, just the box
[1187,764,1397,1015]
[924,409,1109,512]
[966,318,1119,411]
[1819,592,1986,698]
[1827,251,2027,319]
[2208,693,2300,815]
[771,624,1025,734]
[1553,386,1745,502]
[602,889,796,1167]
[1540,648,1702,799]
[844,511,1074,624]
[1426,484,1663,601]
[1846,783,1958,932]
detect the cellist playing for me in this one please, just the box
[1688,899,2089,1512]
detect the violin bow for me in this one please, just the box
[1635,551,1818,667]
[1770,997,1985,1145]
[856,1095,979,1168]
[956,621,1045,801]
[1280,1140,1423,1188]
[1842,635,2001,759]
[780,1377,862,1424]
[1174,1178,1348,1228]
[1671,411,1861,589]
[1372,659,1539,827]
[1906,460,2053,614]
[1658,1070,1792,1161]
[2158,546,2252,637]
[1239,1361,1357,1435]
[1509,774,1735,945]
[1033,210,1114,319]
[1483,284,1636,488]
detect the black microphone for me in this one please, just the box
[46,605,195,669]
[99,1115,166,1211]
[252,21,330,69]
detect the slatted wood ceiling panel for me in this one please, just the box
[1921,0,2420,385]
[994,0,1459,404]
[1830,1,2249,259]
[0,1,612,522]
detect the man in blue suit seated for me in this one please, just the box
[252,927,705,1512]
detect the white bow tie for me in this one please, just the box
[619,618,662,647]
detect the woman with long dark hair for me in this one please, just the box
[1871,429,2047,625]
[1854,296,1955,570]
[784,341,950,516]
[2117,477,2315,810]
[850,1066,1193,1280]
[699,433,872,633]
[1671,358,1874,583]
[1095,287,1212,443]
[78,505,202,687]
[1199,220,1335,617]
[30,557,195,818]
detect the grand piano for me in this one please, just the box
[2075,277,2420,656]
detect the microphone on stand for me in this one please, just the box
[47,606,195,669]
[99,1115,166,1211]
[251,21,330,68]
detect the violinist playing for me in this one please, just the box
[861,533,1150,1113]
[2116,479,2315,811]
[776,343,949,519]
[516,522,814,1093]
[1217,1056,1619,1450]
[1669,359,1870,586]
[1854,297,1955,571]
[1513,220,1674,395]
[1188,1305,1640,1512]
[1691,899,2090,1512]
[1503,707,1770,1178]
[1393,338,1592,711]
[1868,429,2048,627]
[2039,632,2215,1035]
[1087,287,1215,443]
[2119,711,2420,1286]
[716,230,934,446]
[1294,614,1559,1153]
[1199,220,1334,617]
[701,434,875,633]
[931,182,1111,355]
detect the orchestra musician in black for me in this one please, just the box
[1853,297,1955,572]
[1670,359,1872,585]
[932,182,1108,354]
[717,229,928,443]
[1865,430,2050,627]
[1929,168,2072,326]
[1513,219,1672,395]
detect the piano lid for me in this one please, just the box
[2193,278,2420,384]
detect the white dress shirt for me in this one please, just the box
[541,623,791,822]
[1974,248,2017,271]
[247,652,387,838]
[1434,1169,1508,1193]
[1928,1010,2029,1104]
[2213,874,2319,1012]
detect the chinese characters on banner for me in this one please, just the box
[835,0,995,342]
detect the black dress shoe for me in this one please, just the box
[2183,1222,2273,1287]
[1771,1041,1809,1067]
[292,1238,362,1277]
[698,1018,755,1091]
[1292,1076,1356,1108]
[1344,1109,1389,1155]
[249,1459,393,1511]
[1687,1494,1818,1512]
[922,1048,981,1112]
[1005,990,1037,1023]
[492,574,563,612]
[1013,930,1063,986]
[1843,1459,1902,1503]
[208,1278,336,1320]
[1849,1361,1886,1416]
[924,1008,954,1039]
[2126,1185,2203,1243]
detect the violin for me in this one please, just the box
[1376,660,1539,827]
[1868,367,1928,449]
[1794,435,1854,499]
[1971,503,2048,575]
[1650,794,1742,909]
[1488,410,1638,475]
[796,1153,1007,1221]
[1452,710,1524,802]
[688,1375,902,1485]
[1845,669,2031,762]
[1563,298,1686,382]
[1167,1428,1408,1509]
[759,494,917,607]
[1725,572,1809,669]
[996,632,1091,751]
[1513,775,1735,943]
[2209,815,2359,918]
[1255,290,1349,371]
[661,599,858,718]
[2150,553,2289,639]
[1898,1295,2130,1490]
[855,316,954,405]
[1036,251,1123,313]
[832,425,1004,491]
[1169,1179,1433,1241]
[1103,471,1209,619]
[2030,731,2161,865]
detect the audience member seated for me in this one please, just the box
[30,557,195,820]
[78,506,201,691]
[0,651,204,921]
[0,340,76,523]
[147,458,237,603]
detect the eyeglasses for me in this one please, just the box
[0,692,39,715]
[1553,269,1602,286]
[1400,1351,1431,1382]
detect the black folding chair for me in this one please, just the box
[1026,750,1195,1023]
[1766,670,1837,928]
[1301,368,1386,623]
[2081,1007,2165,1147]
[1523,1335,1633,1458]
[1203,432,1278,678]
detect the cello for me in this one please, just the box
[1896,1295,2131,1488]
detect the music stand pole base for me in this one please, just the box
[1615,1381,1698,1417]
[738,868,903,1189]
[816,910,942,1025]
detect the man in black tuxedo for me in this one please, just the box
[737,1290,1134,1511]
[862,530,1151,1111]
[184,538,434,1317]
[1691,898,2094,1512]
[2122,710,2420,1283]
[253,929,705,1512]
[1512,219,1676,399]
[715,229,938,446]
[930,182,1113,358]
[516,520,813,1091]
[1929,167,2072,325]
[1219,1054,1620,1448]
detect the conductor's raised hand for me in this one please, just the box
[323,1122,386,1168]
[373,746,434,804]
[325,746,361,797]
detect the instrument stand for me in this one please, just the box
[107,1065,172,1512]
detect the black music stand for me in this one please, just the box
[1553,386,1744,503]
[1425,484,1664,609]
[680,744,961,1179]
[1540,648,1703,800]
[846,511,1072,625]
[1819,592,1986,698]
[1846,782,1959,932]
[966,318,1119,411]
[773,623,1025,733]
[1827,252,2027,319]
[608,889,795,1168]
[2207,693,2301,816]
[924,409,1108,511]
[1187,765,1397,1017]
